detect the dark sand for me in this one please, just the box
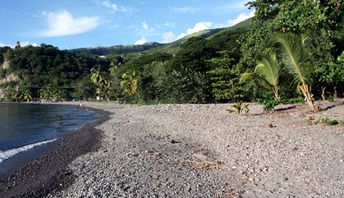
[0,106,110,198]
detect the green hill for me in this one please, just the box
[70,18,254,56]
[70,42,165,56]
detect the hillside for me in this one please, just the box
[70,42,165,56]
[0,18,256,102]
[70,18,254,56]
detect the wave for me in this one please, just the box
[0,139,58,163]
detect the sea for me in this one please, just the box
[0,103,102,174]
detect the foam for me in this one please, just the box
[0,139,58,163]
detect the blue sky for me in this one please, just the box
[0,0,253,49]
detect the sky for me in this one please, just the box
[0,0,253,49]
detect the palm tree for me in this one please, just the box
[241,49,282,100]
[90,66,105,87]
[274,33,318,111]
[90,66,108,100]
[120,71,137,96]
[108,63,118,77]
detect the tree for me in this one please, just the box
[166,37,215,103]
[240,0,344,103]
[207,51,246,102]
[107,62,122,100]
[90,65,108,100]
[120,70,137,96]
[275,33,317,111]
[241,49,281,100]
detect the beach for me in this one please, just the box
[1,101,344,197]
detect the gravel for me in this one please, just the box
[46,101,344,197]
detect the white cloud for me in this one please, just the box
[142,21,149,30]
[0,41,38,48]
[0,42,11,47]
[161,32,177,43]
[38,10,99,37]
[177,21,213,39]
[100,0,129,13]
[19,41,39,47]
[228,10,254,26]
[135,36,148,45]
[171,6,200,14]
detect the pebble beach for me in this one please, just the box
[1,101,344,197]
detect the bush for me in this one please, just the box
[327,95,334,102]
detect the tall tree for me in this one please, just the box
[90,65,108,100]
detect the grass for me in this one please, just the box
[340,120,344,127]
[309,117,340,126]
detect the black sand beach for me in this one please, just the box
[0,106,110,198]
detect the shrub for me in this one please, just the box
[327,95,334,102]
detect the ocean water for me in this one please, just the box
[0,103,101,169]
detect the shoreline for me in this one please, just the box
[53,102,344,197]
[1,101,344,197]
[0,103,111,197]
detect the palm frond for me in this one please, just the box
[256,49,281,90]
[274,33,309,85]
[239,72,255,83]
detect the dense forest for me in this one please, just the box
[0,1,343,111]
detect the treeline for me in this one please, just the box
[0,44,108,101]
[237,0,344,110]
[0,0,343,107]
[87,27,251,104]
[0,26,251,103]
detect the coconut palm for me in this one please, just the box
[241,49,281,100]
[108,63,118,77]
[274,33,318,111]
[120,71,137,96]
[90,66,108,100]
[90,66,105,87]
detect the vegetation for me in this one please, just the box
[227,102,249,115]
[240,49,281,100]
[340,120,344,127]
[0,44,105,101]
[0,1,343,106]
[314,117,339,126]
[239,0,344,110]
[257,97,304,112]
